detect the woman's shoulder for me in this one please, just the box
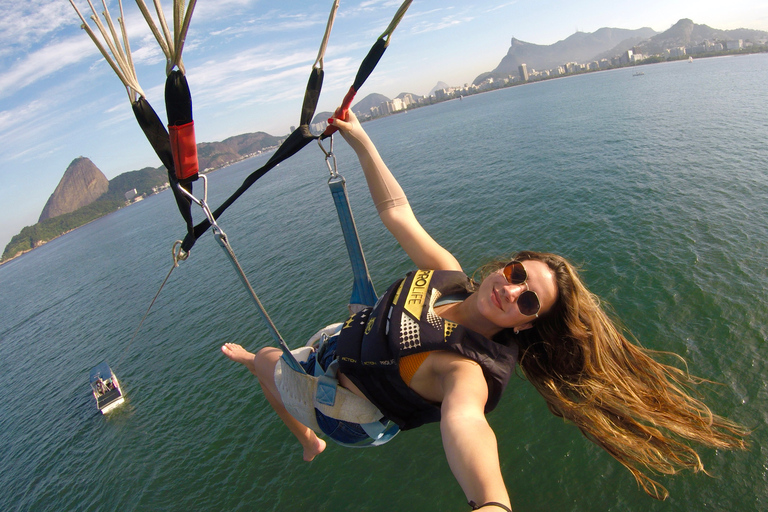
[427,351,485,379]
[408,351,486,404]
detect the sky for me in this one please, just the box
[2,0,767,251]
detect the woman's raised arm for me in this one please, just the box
[330,112,462,271]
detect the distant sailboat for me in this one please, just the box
[689,56,693,63]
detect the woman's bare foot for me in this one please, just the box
[223,343,326,461]
[303,435,327,462]
[221,343,257,374]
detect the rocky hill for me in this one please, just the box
[428,82,450,96]
[3,131,284,263]
[39,157,109,222]
[197,131,282,170]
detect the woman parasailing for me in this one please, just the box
[222,110,748,511]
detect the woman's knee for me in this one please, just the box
[254,347,281,381]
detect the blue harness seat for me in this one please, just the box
[274,324,399,447]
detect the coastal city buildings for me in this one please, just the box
[518,63,529,82]
[349,35,766,123]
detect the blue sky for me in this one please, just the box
[2,0,767,250]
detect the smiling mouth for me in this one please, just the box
[492,288,502,309]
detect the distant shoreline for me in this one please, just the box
[359,47,768,125]
[0,201,137,266]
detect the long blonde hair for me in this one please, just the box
[483,250,749,499]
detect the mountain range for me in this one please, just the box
[478,26,658,82]
[475,19,768,83]
[634,18,768,55]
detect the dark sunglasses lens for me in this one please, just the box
[518,291,540,316]
[504,262,527,284]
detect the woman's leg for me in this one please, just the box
[221,343,326,461]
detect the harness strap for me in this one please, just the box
[322,0,413,138]
[132,97,195,243]
[303,332,399,446]
[189,0,411,248]
[187,40,329,249]
[328,175,378,308]
[165,70,199,183]
[71,1,201,248]
[275,350,388,426]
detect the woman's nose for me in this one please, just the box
[502,281,528,301]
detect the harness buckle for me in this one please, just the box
[317,137,339,179]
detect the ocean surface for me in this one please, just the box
[2,54,767,511]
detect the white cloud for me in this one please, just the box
[408,15,466,35]
[0,1,74,49]
[185,44,316,93]
[484,2,519,14]
[130,40,167,66]
[192,0,259,18]
[398,6,472,35]
[0,100,47,138]
[0,36,97,98]
[191,62,311,108]
[353,1,403,13]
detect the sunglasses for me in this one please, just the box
[502,261,541,317]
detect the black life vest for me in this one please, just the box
[336,270,519,430]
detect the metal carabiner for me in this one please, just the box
[176,174,223,235]
[317,136,339,179]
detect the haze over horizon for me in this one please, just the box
[2,0,767,250]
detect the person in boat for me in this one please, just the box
[222,111,747,511]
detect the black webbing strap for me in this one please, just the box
[321,37,387,139]
[165,70,194,133]
[185,66,325,250]
[352,37,389,92]
[321,0,412,138]
[182,0,411,250]
[131,97,195,241]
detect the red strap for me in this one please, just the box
[169,121,199,181]
[323,85,356,137]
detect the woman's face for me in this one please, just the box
[476,260,559,331]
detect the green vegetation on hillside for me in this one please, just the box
[2,198,125,261]
[105,166,168,200]
[2,167,169,263]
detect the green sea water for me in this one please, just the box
[1,54,767,511]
